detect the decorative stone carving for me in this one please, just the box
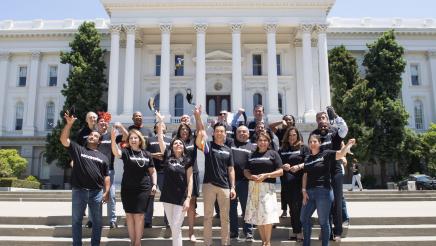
[299,24,313,33]
[159,24,172,33]
[31,51,41,60]
[123,24,137,34]
[194,24,208,33]
[109,25,122,34]
[293,39,302,47]
[315,24,328,33]
[264,24,277,34]
[231,23,243,33]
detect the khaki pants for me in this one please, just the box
[203,183,230,246]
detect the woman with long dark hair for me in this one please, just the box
[279,127,309,241]
[111,128,157,246]
[244,132,283,246]
[174,122,199,242]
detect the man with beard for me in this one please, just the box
[310,106,348,242]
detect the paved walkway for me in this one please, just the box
[0,201,435,218]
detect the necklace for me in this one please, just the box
[129,148,146,168]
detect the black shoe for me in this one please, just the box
[214,214,220,219]
[144,223,152,228]
[109,222,118,229]
[230,232,239,239]
[245,233,254,242]
[85,221,92,228]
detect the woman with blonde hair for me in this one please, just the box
[244,132,283,246]
[111,128,157,246]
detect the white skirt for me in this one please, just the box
[244,181,280,225]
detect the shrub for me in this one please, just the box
[25,175,39,182]
[0,177,40,189]
[0,149,28,178]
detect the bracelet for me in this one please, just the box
[302,188,307,192]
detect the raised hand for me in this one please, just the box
[64,112,77,125]
[155,111,164,122]
[193,105,202,118]
[326,106,337,120]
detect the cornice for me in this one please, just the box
[0,30,110,38]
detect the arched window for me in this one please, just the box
[15,102,24,131]
[154,93,160,111]
[46,102,55,130]
[253,93,262,107]
[208,98,216,116]
[40,153,50,180]
[414,100,424,130]
[174,93,184,117]
[221,98,229,112]
[278,93,283,114]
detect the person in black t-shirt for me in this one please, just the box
[247,104,266,138]
[310,108,349,241]
[350,159,363,191]
[269,114,296,146]
[144,122,172,228]
[111,128,157,246]
[279,126,309,242]
[294,135,355,246]
[174,122,198,242]
[155,112,193,246]
[77,111,98,146]
[229,125,255,241]
[244,132,283,246]
[128,111,154,140]
[60,113,109,246]
[194,105,236,246]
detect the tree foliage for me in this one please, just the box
[0,149,28,178]
[421,123,436,175]
[45,21,107,168]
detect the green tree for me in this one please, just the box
[421,123,436,175]
[45,21,107,168]
[362,30,408,185]
[0,149,28,178]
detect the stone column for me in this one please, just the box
[107,25,122,115]
[0,52,10,135]
[316,24,331,109]
[294,39,305,118]
[264,24,280,120]
[159,24,172,121]
[122,24,136,116]
[194,24,208,111]
[300,24,316,122]
[231,24,243,112]
[428,51,436,114]
[23,51,41,135]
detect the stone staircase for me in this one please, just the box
[0,190,435,245]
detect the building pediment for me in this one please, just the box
[205,50,232,61]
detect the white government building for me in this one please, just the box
[0,0,435,187]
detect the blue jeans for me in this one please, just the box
[301,187,333,246]
[230,180,253,236]
[145,171,167,225]
[107,170,117,223]
[72,188,103,246]
[330,172,346,236]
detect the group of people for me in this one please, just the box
[60,103,356,246]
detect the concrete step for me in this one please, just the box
[0,236,436,246]
[0,224,435,238]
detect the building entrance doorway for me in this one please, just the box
[206,95,231,116]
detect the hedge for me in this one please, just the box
[0,177,40,189]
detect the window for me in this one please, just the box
[414,100,424,130]
[40,153,50,180]
[18,66,27,87]
[154,94,160,111]
[221,98,229,112]
[208,98,216,116]
[410,64,420,86]
[174,93,184,116]
[175,55,184,76]
[46,102,55,130]
[277,54,281,76]
[155,55,161,76]
[253,54,262,76]
[48,66,58,86]
[15,102,24,131]
[278,93,283,114]
[253,93,262,106]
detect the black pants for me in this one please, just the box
[330,172,344,236]
[282,178,302,234]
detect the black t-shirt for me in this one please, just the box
[303,150,336,189]
[146,135,171,172]
[68,142,109,189]
[246,150,283,183]
[77,126,93,146]
[128,125,154,139]
[203,141,234,189]
[275,128,288,146]
[279,145,310,182]
[231,140,256,181]
[160,156,192,206]
[184,137,199,173]
[120,148,154,191]
[98,132,115,170]
[224,123,235,140]
[353,164,359,175]
[311,127,343,175]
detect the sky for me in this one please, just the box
[0,0,435,20]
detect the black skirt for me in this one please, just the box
[121,188,152,213]
[192,172,200,197]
